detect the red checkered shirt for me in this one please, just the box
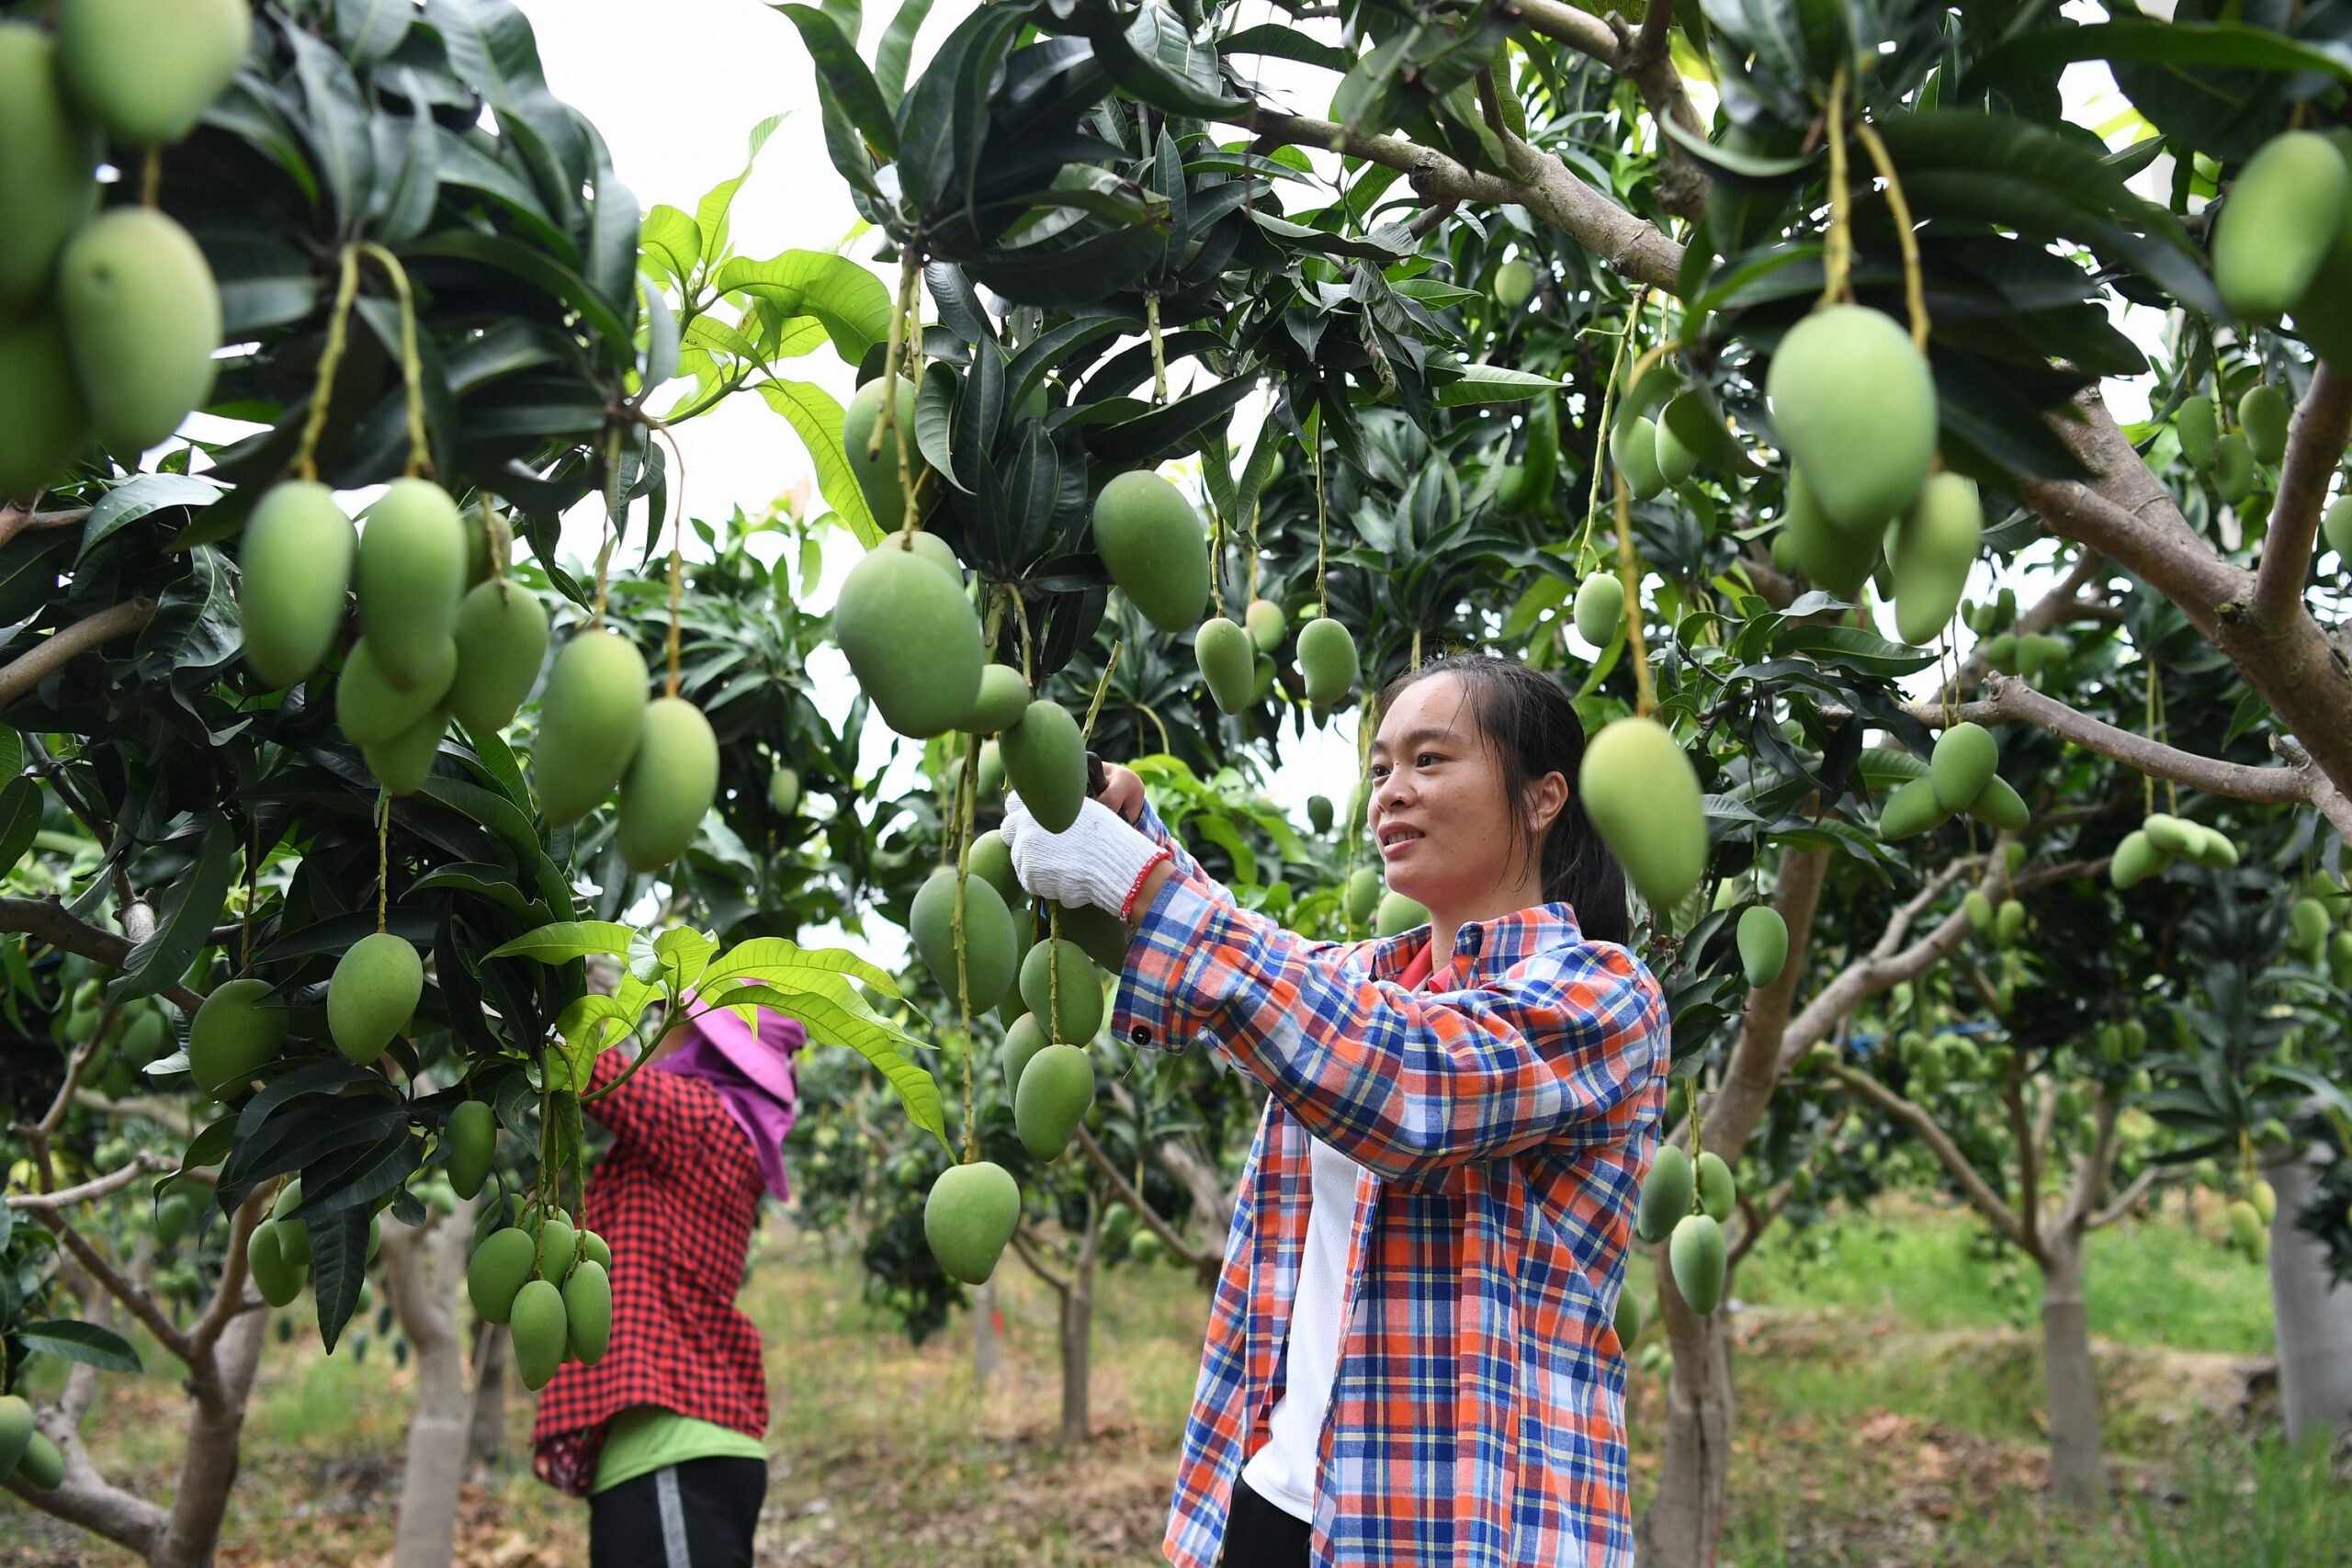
[1117,805,1667,1568]
[531,1049,769,1495]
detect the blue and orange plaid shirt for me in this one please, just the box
[1113,804,1668,1568]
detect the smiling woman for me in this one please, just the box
[996,649,1664,1568]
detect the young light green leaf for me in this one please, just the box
[488,921,639,964]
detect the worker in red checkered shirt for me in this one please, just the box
[531,998,803,1567]
[1000,653,1668,1568]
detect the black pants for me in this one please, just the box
[1219,1475,1312,1567]
[589,1456,766,1568]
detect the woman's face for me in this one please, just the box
[1367,673,1563,914]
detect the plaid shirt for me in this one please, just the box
[1115,805,1667,1568]
[531,1049,769,1495]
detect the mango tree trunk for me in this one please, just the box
[2264,1142,2352,1443]
[466,1324,509,1480]
[150,1303,268,1568]
[1639,1284,1736,1567]
[2039,1231,2107,1508]
[382,1202,475,1568]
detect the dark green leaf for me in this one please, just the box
[954,338,1005,467]
[311,1207,373,1352]
[288,28,378,231]
[107,815,239,1005]
[0,779,40,879]
[19,1319,141,1373]
[1080,376,1257,465]
[876,0,935,105]
[78,474,221,566]
[1772,624,1939,677]
[370,79,441,245]
[336,0,414,61]
[915,367,962,489]
[405,232,629,361]
[775,4,899,158]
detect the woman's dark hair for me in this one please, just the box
[1375,652,1631,947]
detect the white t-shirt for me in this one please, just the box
[1238,1129,1370,1523]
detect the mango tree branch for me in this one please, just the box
[5,1153,169,1211]
[1827,1063,2029,1252]
[0,597,157,712]
[2059,1091,2126,1235]
[188,1189,269,1355]
[1006,1224,1070,1296]
[1071,1122,1217,1285]
[1,1424,167,1557]
[1510,0,1620,64]
[2085,1165,2165,1232]
[37,1213,194,1365]
[1701,848,1829,1164]
[1612,0,1707,217]
[0,897,205,1012]
[2256,363,2352,628]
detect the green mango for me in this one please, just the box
[0,25,98,316]
[509,1278,568,1392]
[1344,866,1381,924]
[56,208,220,453]
[1765,305,1936,532]
[2250,1178,2278,1225]
[467,1228,536,1325]
[1578,716,1707,909]
[842,376,929,529]
[1374,889,1427,937]
[0,1393,33,1481]
[2143,814,2198,855]
[1781,467,1877,599]
[361,705,448,796]
[834,539,982,739]
[1245,598,1287,652]
[1020,937,1102,1044]
[1929,722,1997,812]
[768,764,800,816]
[1000,699,1086,833]
[1611,415,1666,501]
[923,1160,1020,1284]
[563,1260,611,1365]
[58,0,249,146]
[0,312,92,502]
[1613,1286,1642,1348]
[1492,259,1535,309]
[247,1220,306,1307]
[336,635,456,746]
[237,481,356,689]
[1013,1042,1095,1160]
[1979,633,2020,674]
[580,1230,611,1269]
[1573,572,1623,648]
[1995,898,2026,946]
[910,864,1017,1015]
[1669,1213,1727,1313]
[965,831,1023,910]
[960,664,1031,736]
[1195,615,1256,715]
[1879,776,1948,841]
[2240,384,2291,466]
[1736,905,1787,988]
[445,1100,495,1201]
[977,739,1004,799]
[616,696,718,873]
[2213,434,2256,502]
[447,578,549,735]
[155,1192,197,1246]
[1965,775,2030,832]
[1307,795,1334,835]
[16,1429,63,1490]
[2226,1198,2266,1256]
[2324,496,2352,561]
[1695,1151,1736,1224]
[328,931,423,1066]
[532,631,649,826]
[1965,889,1995,932]
[1891,474,1983,646]
[1002,1012,1051,1098]
[2290,896,2331,953]
[2109,830,2161,889]
[188,977,286,1098]
[357,479,468,692]
[1296,617,1359,707]
[2214,132,2351,321]
[1051,900,1132,974]
[528,1213,580,1284]
[1091,469,1211,632]
[2176,395,2218,470]
[1635,1145,1691,1244]
[1656,397,1706,484]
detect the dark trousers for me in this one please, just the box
[589,1455,766,1568]
[1219,1475,1313,1567]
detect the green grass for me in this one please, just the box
[0,1196,2326,1567]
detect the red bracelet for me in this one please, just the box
[1120,849,1174,921]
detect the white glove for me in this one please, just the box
[1000,795,1171,919]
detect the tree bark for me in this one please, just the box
[1059,1212,1102,1448]
[973,1275,1002,1393]
[151,1303,268,1568]
[467,1325,510,1480]
[2039,1232,2108,1509]
[383,1203,476,1568]
[2262,1142,2352,1445]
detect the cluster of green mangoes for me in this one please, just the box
[466,1209,612,1391]
[246,1178,383,1307]
[2110,811,2243,889]
[1962,886,2030,948]
[1880,722,2030,842]
[2222,1178,2276,1264]
[1762,306,1979,640]
[2172,384,2290,515]
[1634,1143,1736,1314]
[1611,395,1711,504]
[2211,129,2352,372]
[2287,876,2352,977]
[0,1393,63,1491]
[52,977,171,1097]
[1340,865,1428,938]
[0,0,245,500]
[1961,589,2069,681]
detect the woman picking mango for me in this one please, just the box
[997,652,1668,1568]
